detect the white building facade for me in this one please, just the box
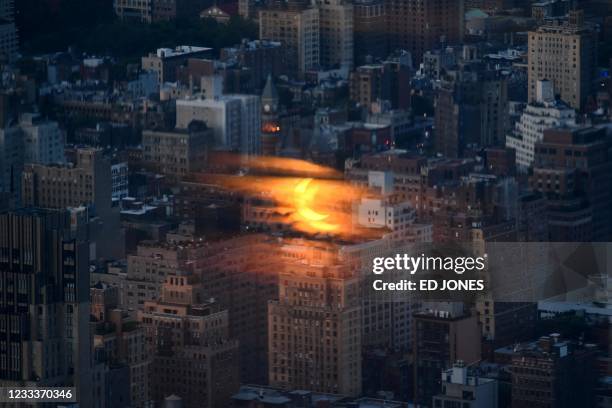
[506,80,576,171]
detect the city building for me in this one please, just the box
[0,114,65,207]
[124,239,204,311]
[353,0,387,65]
[350,60,411,112]
[435,67,509,158]
[315,0,353,69]
[22,148,110,211]
[238,0,257,19]
[385,0,464,64]
[268,241,362,396]
[231,384,409,407]
[532,0,573,22]
[261,74,282,155]
[180,235,282,385]
[111,160,129,203]
[220,39,284,91]
[21,148,125,260]
[528,10,598,110]
[176,92,261,155]
[0,0,17,62]
[506,80,576,171]
[0,209,92,406]
[530,126,612,241]
[114,0,153,22]
[138,274,240,408]
[115,0,211,22]
[356,171,432,244]
[0,125,22,206]
[413,304,482,406]
[141,123,212,182]
[91,283,150,408]
[259,5,320,75]
[505,334,598,408]
[433,362,498,408]
[141,46,213,85]
[19,113,65,165]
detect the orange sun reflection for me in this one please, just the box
[197,156,369,237]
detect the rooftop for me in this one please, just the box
[153,46,212,59]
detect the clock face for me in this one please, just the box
[264,104,271,112]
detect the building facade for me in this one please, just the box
[354,0,387,65]
[315,0,354,69]
[0,209,92,406]
[385,0,465,64]
[259,6,320,75]
[142,125,212,181]
[176,93,261,155]
[506,80,576,171]
[527,11,598,110]
[268,242,362,396]
[139,275,240,408]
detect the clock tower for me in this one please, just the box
[261,74,281,155]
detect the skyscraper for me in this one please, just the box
[0,0,17,62]
[0,209,91,405]
[354,0,387,65]
[268,241,362,396]
[530,126,612,241]
[139,273,240,408]
[315,0,354,69]
[385,0,464,64]
[528,10,598,110]
[435,58,509,158]
[259,4,320,76]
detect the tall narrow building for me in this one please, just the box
[354,0,387,65]
[528,10,598,110]
[0,0,17,62]
[435,59,509,158]
[315,0,354,69]
[139,273,240,408]
[0,209,91,405]
[268,241,362,396]
[529,126,612,241]
[385,0,464,64]
[259,3,320,76]
[413,304,481,407]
